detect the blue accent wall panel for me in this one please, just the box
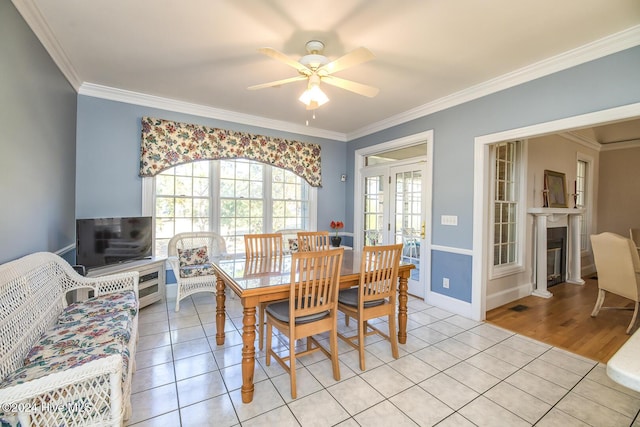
[0,2,77,264]
[431,250,472,302]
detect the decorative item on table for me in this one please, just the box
[330,220,344,247]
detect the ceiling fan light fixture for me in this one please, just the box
[299,84,329,109]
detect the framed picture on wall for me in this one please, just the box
[544,170,567,208]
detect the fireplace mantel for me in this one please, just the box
[528,208,585,298]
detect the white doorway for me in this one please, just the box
[472,103,640,321]
[355,130,433,299]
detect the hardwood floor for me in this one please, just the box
[486,276,636,363]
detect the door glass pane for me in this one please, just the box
[394,170,422,282]
[363,175,384,245]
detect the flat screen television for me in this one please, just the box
[76,216,153,271]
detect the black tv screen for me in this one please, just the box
[76,216,153,270]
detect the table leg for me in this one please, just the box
[215,275,226,346]
[241,305,256,403]
[398,275,408,344]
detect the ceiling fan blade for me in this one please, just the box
[258,47,311,75]
[318,47,375,75]
[248,75,307,90]
[322,75,379,98]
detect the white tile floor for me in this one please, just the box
[126,292,640,426]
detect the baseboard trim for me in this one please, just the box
[486,283,534,311]
[426,291,474,320]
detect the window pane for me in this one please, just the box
[192,161,209,177]
[156,175,174,195]
[175,177,192,197]
[175,198,192,217]
[156,197,174,217]
[154,159,310,257]
[250,181,263,198]
[220,179,234,197]
[193,199,209,217]
[193,178,209,197]
[493,141,520,267]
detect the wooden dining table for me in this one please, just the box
[210,250,415,403]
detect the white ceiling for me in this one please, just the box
[14,0,640,141]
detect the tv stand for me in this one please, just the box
[83,257,166,308]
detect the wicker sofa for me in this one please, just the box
[0,252,139,427]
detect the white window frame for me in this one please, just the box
[142,160,317,256]
[489,140,527,279]
[576,153,594,254]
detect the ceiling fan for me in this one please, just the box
[248,40,379,110]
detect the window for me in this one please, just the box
[577,158,590,251]
[155,162,211,257]
[492,141,521,269]
[151,159,314,256]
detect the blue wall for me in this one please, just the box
[0,2,77,264]
[75,97,348,230]
[347,46,640,301]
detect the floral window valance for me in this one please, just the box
[139,117,322,187]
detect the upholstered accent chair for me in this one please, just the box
[590,232,640,334]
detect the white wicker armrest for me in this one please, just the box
[0,354,124,425]
[60,266,140,298]
[168,256,180,276]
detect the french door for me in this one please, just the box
[362,162,427,297]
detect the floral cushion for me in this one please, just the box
[179,263,215,278]
[178,246,209,267]
[24,313,133,365]
[288,238,299,253]
[58,290,138,324]
[0,342,130,388]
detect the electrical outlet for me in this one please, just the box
[443,277,450,289]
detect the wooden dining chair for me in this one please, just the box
[244,233,284,258]
[337,243,403,370]
[244,233,286,350]
[265,248,344,399]
[297,231,331,251]
[275,228,306,253]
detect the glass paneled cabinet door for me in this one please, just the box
[361,162,427,298]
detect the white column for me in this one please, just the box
[532,214,553,298]
[566,213,585,285]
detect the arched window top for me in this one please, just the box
[139,117,322,187]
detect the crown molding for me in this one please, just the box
[12,0,82,90]
[559,132,602,151]
[600,139,640,152]
[78,83,347,142]
[560,131,640,152]
[347,25,640,141]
